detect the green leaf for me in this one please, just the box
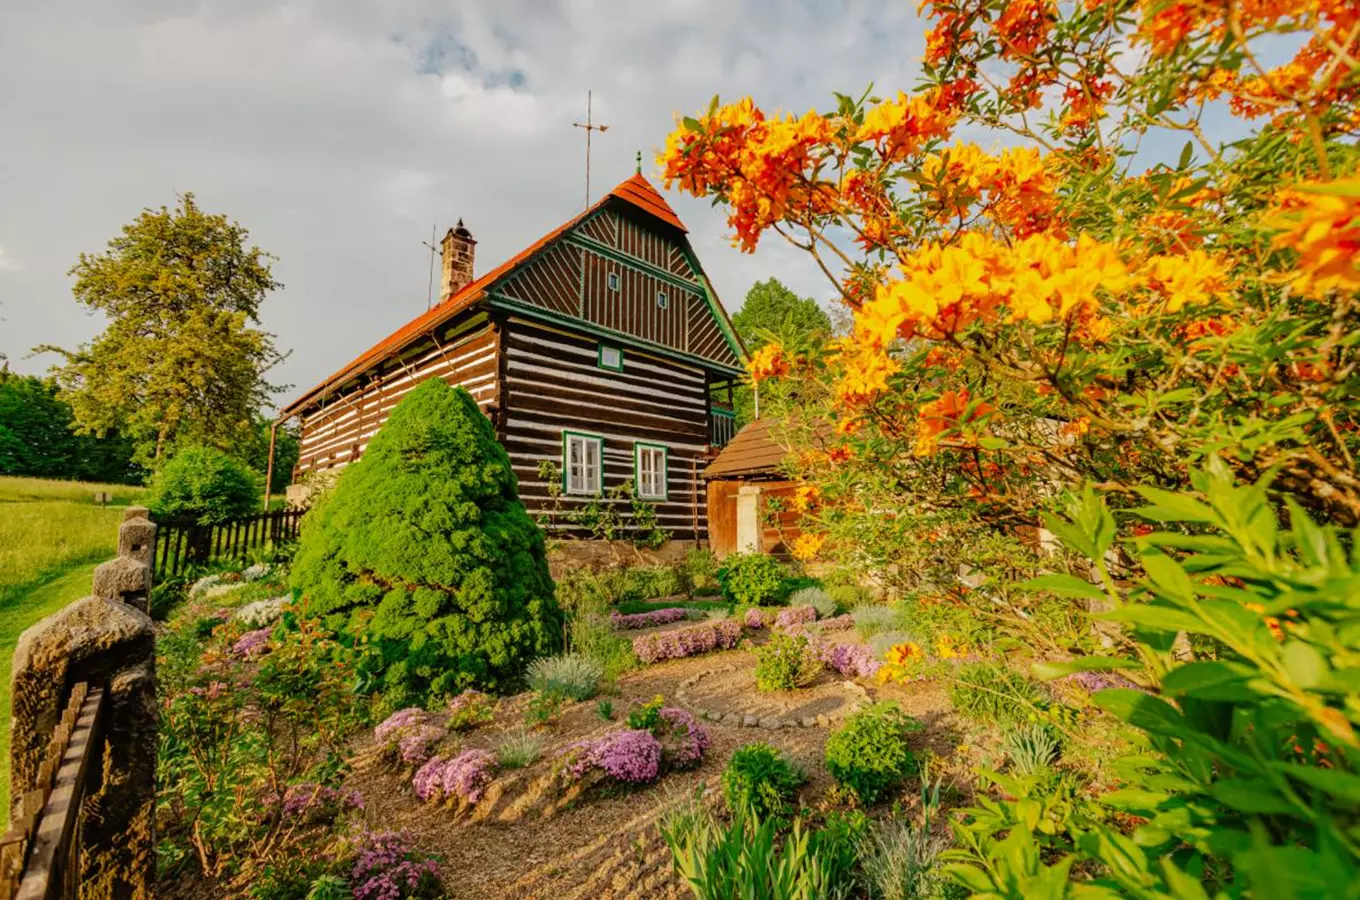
[1093,689,1185,736]
[1160,661,1257,699]
[682,116,702,131]
[1282,641,1328,689]
[1099,788,1172,811]
[1140,550,1197,602]
[1032,657,1142,681]
[1211,778,1298,814]
[1270,761,1360,803]
[1098,603,1204,633]
[1020,573,1108,600]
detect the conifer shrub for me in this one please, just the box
[290,380,561,702]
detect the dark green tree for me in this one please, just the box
[40,193,285,467]
[290,379,561,702]
[727,279,832,425]
[0,369,141,483]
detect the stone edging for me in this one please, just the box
[675,664,870,730]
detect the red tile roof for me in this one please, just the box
[282,174,692,416]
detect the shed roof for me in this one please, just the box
[703,419,790,479]
[282,174,695,417]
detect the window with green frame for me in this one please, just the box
[563,431,603,495]
[634,442,668,501]
[597,344,624,371]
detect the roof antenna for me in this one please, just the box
[636,151,642,175]
[420,224,439,311]
[572,90,609,210]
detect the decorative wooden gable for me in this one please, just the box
[488,176,744,373]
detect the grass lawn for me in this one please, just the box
[0,475,147,812]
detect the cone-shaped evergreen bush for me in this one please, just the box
[291,379,561,701]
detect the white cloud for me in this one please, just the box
[0,0,925,401]
[0,244,20,272]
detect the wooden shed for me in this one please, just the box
[703,419,803,558]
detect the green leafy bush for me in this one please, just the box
[526,653,602,701]
[685,549,720,595]
[949,661,1048,728]
[824,702,922,804]
[717,552,785,606]
[947,465,1360,897]
[754,633,822,692]
[721,742,807,825]
[290,380,561,701]
[147,444,259,524]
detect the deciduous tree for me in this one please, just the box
[41,193,285,467]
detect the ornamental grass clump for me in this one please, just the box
[609,607,691,630]
[1002,724,1061,778]
[754,632,823,692]
[824,702,922,804]
[496,729,544,769]
[290,379,561,702]
[950,661,1050,728]
[787,586,838,618]
[413,748,498,806]
[525,653,603,701]
[851,604,901,639]
[632,619,742,664]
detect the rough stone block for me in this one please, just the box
[92,557,153,611]
[117,517,156,566]
[122,505,150,523]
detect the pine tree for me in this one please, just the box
[291,379,561,701]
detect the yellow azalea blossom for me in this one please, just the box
[886,641,923,665]
[748,343,789,382]
[1146,249,1234,311]
[792,483,820,512]
[936,634,961,659]
[1269,181,1360,298]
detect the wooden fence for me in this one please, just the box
[153,507,306,578]
[0,683,106,900]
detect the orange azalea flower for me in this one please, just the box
[936,635,961,659]
[792,483,820,512]
[914,389,996,456]
[1145,249,1235,311]
[1269,181,1360,298]
[886,641,923,666]
[748,343,790,382]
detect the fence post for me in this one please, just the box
[8,516,158,898]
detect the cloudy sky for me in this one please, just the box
[0,0,933,405]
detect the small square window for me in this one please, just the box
[598,345,623,371]
[656,290,668,309]
[607,271,619,291]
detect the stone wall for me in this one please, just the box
[9,506,157,899]
[546,539,699,579]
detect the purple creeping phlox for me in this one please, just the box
[398,725,445,765]
[279,783,364,820]
[413,749,498,805]
[632,619,743,664]
[230,627,272,659]
[350,830,442,900]
[774,605,818,630]
[657,707,711,769]
[556,729,664,785]
[816,641,883,678]
[744,607,767,628]
[375,708,431,745]
[610,608,691,630]
[813,614,856,632]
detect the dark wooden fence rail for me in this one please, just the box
[153,507,305,578]
[0,682,106,900]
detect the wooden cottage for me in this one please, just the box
[281,174,745,542]
[703,418,805,558]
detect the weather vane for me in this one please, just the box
[573,90,609,210]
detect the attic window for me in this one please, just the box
[598,345,624,372]
[607,272,619,291]
[656,290,669,309]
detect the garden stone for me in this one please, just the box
[722,713,740,726]
[117,515,156,567]
[92,556,153,612]
[758,717,778,729]
[742,715,758,727]
[801,716,816,728]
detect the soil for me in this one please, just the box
[344,644,962,900]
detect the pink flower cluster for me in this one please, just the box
[774,605,818,629]
[813,614,855,632]
[351,830,442,900]
[375,708,446,765]
[744,607,767,628]
[280,782,364,819]
[610,608,691,630]
[632,619,743,664]
[230,628,272,658]
[413,749,498,805]
[815,641,882,678]
[657,707,710,769]
[559,729,663,784]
